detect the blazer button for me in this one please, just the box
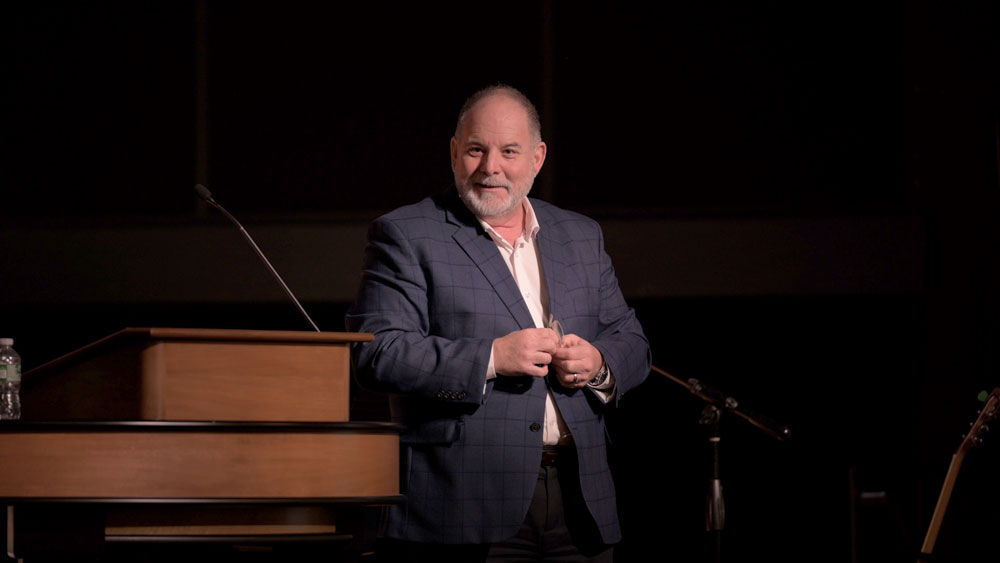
[529,422,541,432]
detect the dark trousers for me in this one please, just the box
[376,450,613,562]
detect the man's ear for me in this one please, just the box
[532,141,547,175]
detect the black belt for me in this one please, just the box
[541,446,572,466]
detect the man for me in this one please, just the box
[346,85,650,562]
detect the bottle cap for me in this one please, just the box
[0,338,11,346]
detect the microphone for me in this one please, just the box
[195,184,321,332]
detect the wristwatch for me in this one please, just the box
[588,361,610,387]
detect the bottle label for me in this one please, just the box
[0,363,20,383]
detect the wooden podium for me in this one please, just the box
[0,328,401,561]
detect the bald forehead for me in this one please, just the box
[455,91,542,144]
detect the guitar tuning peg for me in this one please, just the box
[981,424,990,433]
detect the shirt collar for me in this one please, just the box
[478,198,540,244]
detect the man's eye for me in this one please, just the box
[468,147,483,155]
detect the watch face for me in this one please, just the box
[590,363,609,386]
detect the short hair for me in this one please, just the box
[454,84,542,145]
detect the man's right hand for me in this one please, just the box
[493,328,560,377]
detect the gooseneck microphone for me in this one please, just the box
[195,184,321,332]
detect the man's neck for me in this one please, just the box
[483,201,526,245]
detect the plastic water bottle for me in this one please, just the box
[0,338,22,420]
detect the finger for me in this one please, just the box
[518,359,549,377]
[526,353,553,377]
[557,371,583,388]
[559,334,583,347]
[551,347,584,363]
[551,355,590,375]
[526,364,549,377]
[538,330,560,352]
[555,372,573,388]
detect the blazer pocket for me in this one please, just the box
[400,418,465,446]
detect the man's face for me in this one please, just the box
[451,95,546,222]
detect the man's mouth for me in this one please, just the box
[475,181,510,191]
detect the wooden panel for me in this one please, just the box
[142,341,350,421]
[21,328,373,422]
[0,430,398,499]
[21,336,147,420]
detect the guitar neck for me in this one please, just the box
[919,449,967,556]
[917,386,999,561]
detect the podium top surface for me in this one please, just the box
[26,327,373,378]
[130,327,374,343]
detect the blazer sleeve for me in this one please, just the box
[589,224,651,403]
[345,215,492,406]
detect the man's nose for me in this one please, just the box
[478,150,501,175]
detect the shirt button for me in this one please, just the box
[529,423,541,432]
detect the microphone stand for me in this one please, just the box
[195,184,321,332]
[652,365,790,563]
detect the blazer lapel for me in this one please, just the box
[446,197,536,330]
[535,202,571,328]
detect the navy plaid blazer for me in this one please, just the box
[346,190,650,545]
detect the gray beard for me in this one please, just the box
[456,178,533,219]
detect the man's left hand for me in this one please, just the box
[551,334,603,389]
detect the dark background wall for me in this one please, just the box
[3,2,998,562]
